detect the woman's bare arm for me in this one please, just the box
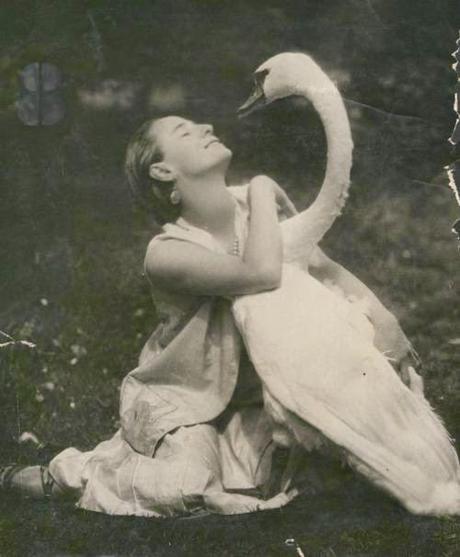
[145,176,283,297]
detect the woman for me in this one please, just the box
[1,115,431,516]
[0,115,301,516]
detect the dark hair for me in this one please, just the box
[125,117,180,225]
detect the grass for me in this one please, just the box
[1,176,460,556]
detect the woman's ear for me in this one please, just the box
[149,161,176,182]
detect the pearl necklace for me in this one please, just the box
[175,201,241,256]
[232,237,240,256]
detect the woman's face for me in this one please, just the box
[150,116,232,180]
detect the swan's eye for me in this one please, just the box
[254,69,269,87]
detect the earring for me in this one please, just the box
[169,188,181,205]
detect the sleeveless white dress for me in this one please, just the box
[48,186,277,517]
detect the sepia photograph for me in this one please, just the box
[1,1,460,555]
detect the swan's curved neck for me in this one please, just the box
[306,78,353,218]
[282,67,353,259]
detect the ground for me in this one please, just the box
[1,183,459,556]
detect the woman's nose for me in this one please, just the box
[200,124,213,135]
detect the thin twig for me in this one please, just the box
[344,97,425,122]
[0,330,15,341]
[411,179,451,191]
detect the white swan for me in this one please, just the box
[233,52,460,515]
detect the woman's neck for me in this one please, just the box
[178,173,236,237]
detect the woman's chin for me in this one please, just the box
[208,148,233,171]
[213,143,232,158]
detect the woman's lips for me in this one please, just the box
[205,138,220,148]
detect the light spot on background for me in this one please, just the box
[78,79,141,110]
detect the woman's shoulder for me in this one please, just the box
[143,231,180,277]
[143,234,190,297]
[143,220,216,277]
[144,230,182,260]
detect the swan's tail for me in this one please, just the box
[267,384,460,516]
[424,481,460,516]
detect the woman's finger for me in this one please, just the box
[280,192,298,217]
[285,198,298,216]
[407,365,424,396]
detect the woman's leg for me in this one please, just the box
[1,423,298,515]
[148,422,297,515]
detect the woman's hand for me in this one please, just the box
[249,175,298,219]
[397,349,424,394]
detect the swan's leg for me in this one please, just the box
[280,444,305,492]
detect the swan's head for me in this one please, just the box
[238,52,326,117]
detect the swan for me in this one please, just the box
[232,52,460,515]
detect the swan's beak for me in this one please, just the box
[237,82,267,118]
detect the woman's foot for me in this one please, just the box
[0,465,26,493]
[0,464,61,499]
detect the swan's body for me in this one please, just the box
[233,53,460,515]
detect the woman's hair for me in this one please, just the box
[125,118,180,224]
